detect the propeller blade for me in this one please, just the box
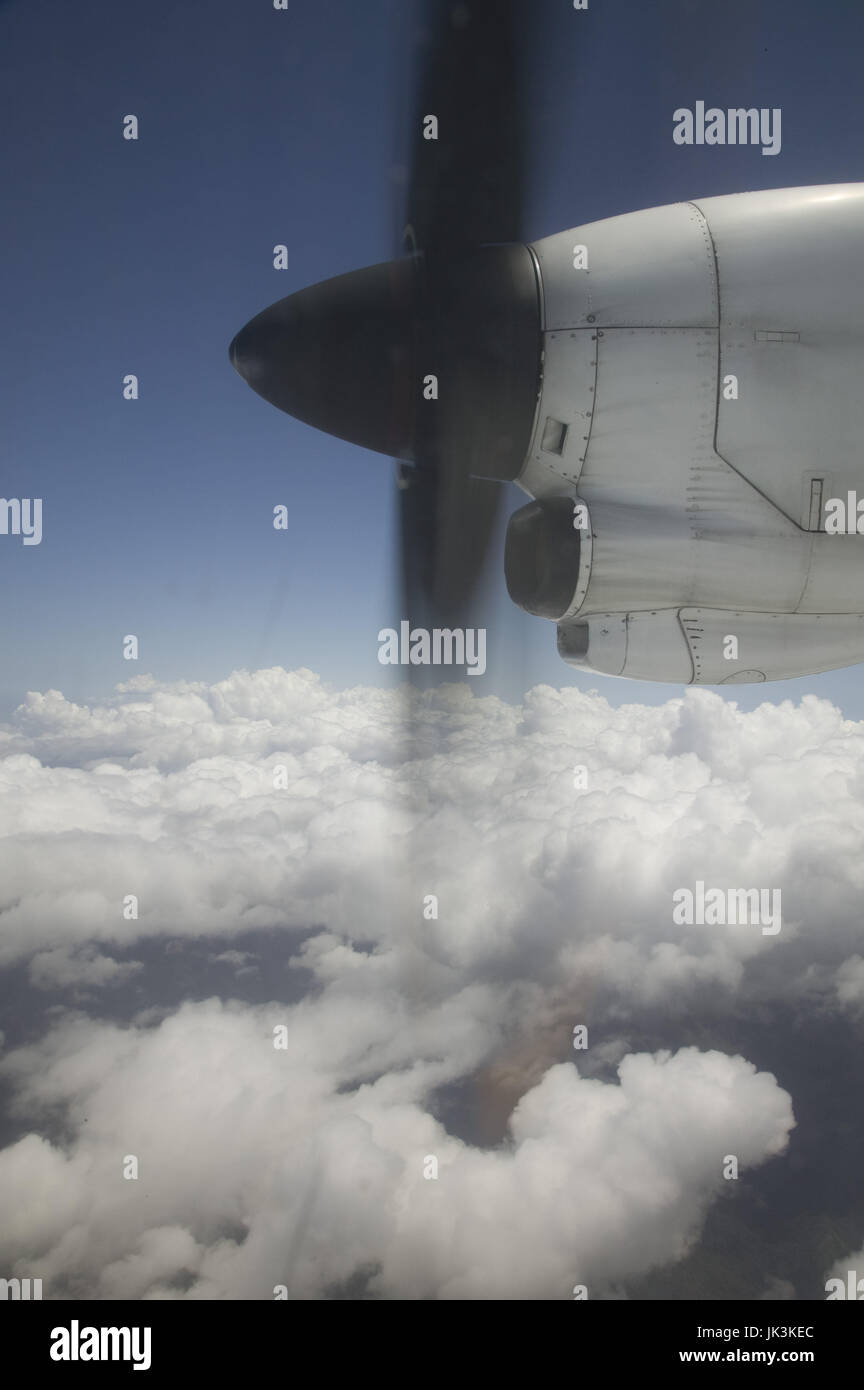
[396,0,530,623]
[404,0,524,259]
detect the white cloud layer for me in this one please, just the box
[1,668,862,1011]
[2,666,861,1297]
[0,1007,791,1300]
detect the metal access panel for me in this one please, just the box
[519,330,598,496]
[680,608,864,683]
[696,185,864,529]
[531,200,718,332]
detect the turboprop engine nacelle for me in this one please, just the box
[513,184,864,682]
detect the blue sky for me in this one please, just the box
[3,1,864,1307]
[3,0,864,715]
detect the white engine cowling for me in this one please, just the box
[515,185,864,682]
[558,609,864,684]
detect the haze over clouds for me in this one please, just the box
[2,667,863,1297]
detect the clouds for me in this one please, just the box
[1,669,863,1015]
[1,666,862,1296]
[29,945,142,992]
[825,1244,864,1299]
[0,1003,792,1300]
[834,955,864,1010]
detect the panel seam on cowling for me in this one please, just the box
[688,199,807,538]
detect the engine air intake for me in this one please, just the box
[504,498,581,619]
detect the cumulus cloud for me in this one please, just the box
[3,666,863,1297]
[0,1004,792,1300]
[210,950,258,976]
[29,946,142,992]
[834,956,864,1011]
[0,668,862,1018]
